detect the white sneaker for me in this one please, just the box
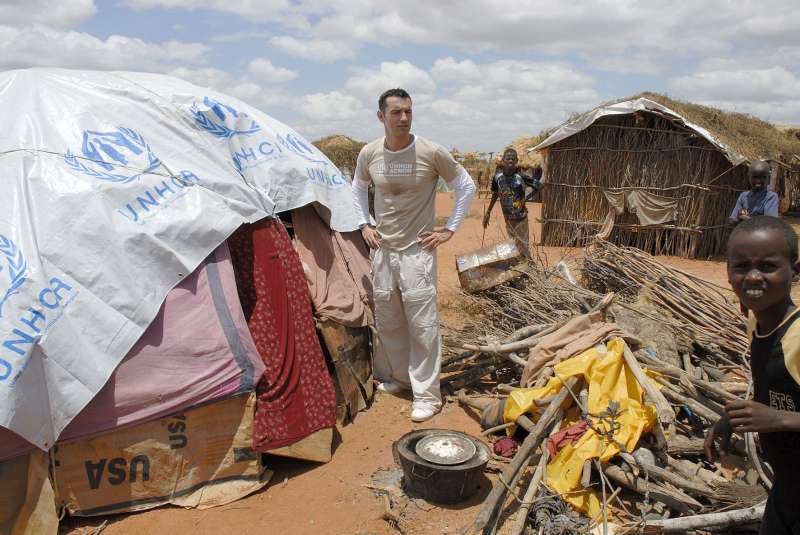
[410,403,440,422]
[377,381,406,395]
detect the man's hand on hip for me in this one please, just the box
[361,225,381,249]
[418,229,453,250]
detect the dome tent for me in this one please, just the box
[0,67,356,454]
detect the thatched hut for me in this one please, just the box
[533,93,800,257]
[313,135,365,178]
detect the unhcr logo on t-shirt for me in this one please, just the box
[377,162,413,176]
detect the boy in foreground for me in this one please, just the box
[482,148,540,259]
[705,216,800,534]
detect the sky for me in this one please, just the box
[2,0,800,152]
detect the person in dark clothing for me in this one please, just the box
[482,148,541,259]
[705,216,800,534]
[729,160,780,223]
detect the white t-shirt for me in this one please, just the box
[354,136,463,250]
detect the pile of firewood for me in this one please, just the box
[445,242,767,534]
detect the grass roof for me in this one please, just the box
[631,92,800,163]
[507,134,546,168]
[312,134,365,172]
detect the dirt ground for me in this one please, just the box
[62,193,763,535]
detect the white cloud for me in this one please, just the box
[0,0,96,29]
[432,58,482,82]
[320,57,600,151]
[293,90,366,122]
[670,67,800,124]
[168,66,234,88]
[345,61,436,105]
[122,0,313,31]
[210,31,271,43]
[0,24,209,71]
[247,58,297,82]
[270,35,355,62]
[167,67,292,112]
[672,67,800,103]
[290,90,373,142]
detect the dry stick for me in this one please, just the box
[456,389,491,412]
[468,377,579,535]
[589,486,622,532]
[665,455,726,486]
[642,502,766,533]
[656,379,722,422]
[510,450,549,535]
[621,344,674,444]
[745,431,774,491]
[682,352,694,376]
[637,461,715,498]
[462,337,541,361]
[636,350,740,403]
[510,413,565,535]
[481,422,516,437]
[507,323,555,343]
[601,464,702,514]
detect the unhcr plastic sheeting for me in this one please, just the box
[533,97,747,167]
[0,68,358,450]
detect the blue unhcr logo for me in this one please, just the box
[0,234,27,318]
[65,128,161,184]
[191,97,261,138]
[278,133,328,165]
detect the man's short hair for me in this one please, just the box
[503,148,518,158]
[728,215,798,264]
[379,88,411,111]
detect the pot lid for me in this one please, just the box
[415,432,477,465]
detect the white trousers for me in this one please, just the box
[372,244,441,408]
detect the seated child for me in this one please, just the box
[705,215,800,534]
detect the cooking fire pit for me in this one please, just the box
[393,429,490,504]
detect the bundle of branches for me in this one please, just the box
[583,239,748,362]
[455,263,602,352]
[458,336,765,535]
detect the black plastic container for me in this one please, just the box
[393,429,490,504]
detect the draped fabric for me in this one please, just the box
[625,190,678,226]
[602,189,679,226]
[228,218,336,451]
[292,204,374,328]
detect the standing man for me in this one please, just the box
[729,160,780,224]
[351,88,476,422]
[482,148,541,259]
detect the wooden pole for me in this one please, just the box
[642,503,766,532]
[467,377,579,535]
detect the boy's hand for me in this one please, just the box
[418,229,453,250]
[726,399,782,433]
[482,213,490,229]
[704,415,732,462]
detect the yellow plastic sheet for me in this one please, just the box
[503,338,657,518]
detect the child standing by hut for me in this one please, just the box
[705,216,800,534]
[482,148,540,259]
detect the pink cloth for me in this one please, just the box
[292,204,374,327]
[545,420,590,458]
[0,243,264,461]
[493,436,520,457]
